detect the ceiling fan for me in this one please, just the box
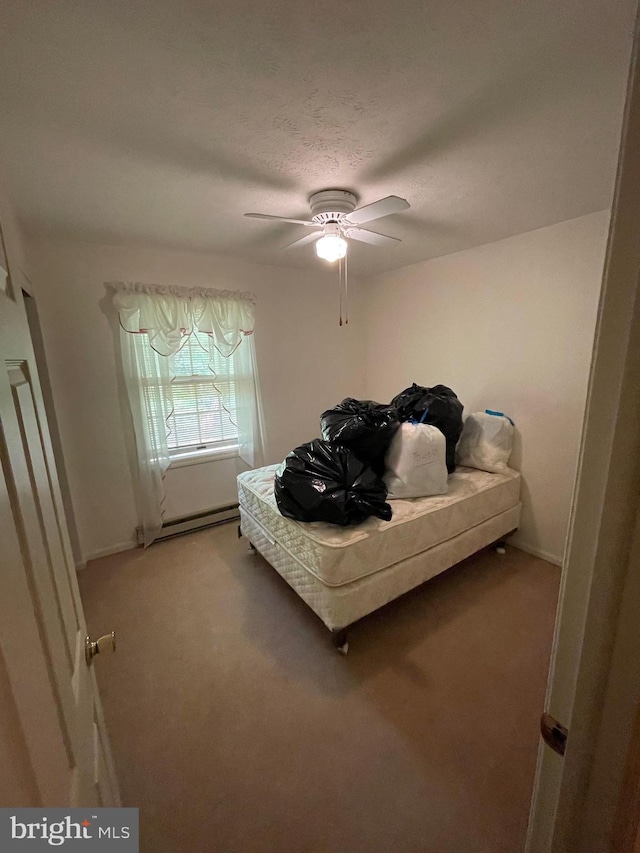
[244,189,410,262]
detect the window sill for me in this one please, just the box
[168,445,239,469]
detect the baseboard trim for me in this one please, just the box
[78,539,139,569]
[136,503,241,545]
[510,537,563,567]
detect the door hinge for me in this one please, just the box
[541,712,568,756]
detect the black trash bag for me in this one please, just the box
[391,384,464,473]
[274,439,392,526]
[320,398,400,475]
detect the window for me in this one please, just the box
[113,281,265,546]
[166,330,238,456]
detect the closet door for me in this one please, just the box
[0,277,119,807]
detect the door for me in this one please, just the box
[526,15,640,853]
[0,272,119,807]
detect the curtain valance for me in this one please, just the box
[109,281,257,357]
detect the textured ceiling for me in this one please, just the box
[0,0,636,274]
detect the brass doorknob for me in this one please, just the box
[85,631,116,667]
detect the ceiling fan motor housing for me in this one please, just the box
[309,189,357,224]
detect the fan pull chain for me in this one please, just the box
[338,257,343,326]
[344,249,349,325]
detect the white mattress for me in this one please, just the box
[237,464,521,588]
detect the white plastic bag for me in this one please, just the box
[383,423,448,499]
[456,411,514,473]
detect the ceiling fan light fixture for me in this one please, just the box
[315,223,347,262]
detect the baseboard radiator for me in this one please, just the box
[136,503,240,545]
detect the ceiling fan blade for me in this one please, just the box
[282,232,323,251]
[345,227,401,247]
[344,195,410,225]
[244,213,318,227]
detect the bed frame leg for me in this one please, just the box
[331,628,349,656]
[238,524,257,554]
[495,528,517,555]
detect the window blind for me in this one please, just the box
[166,332,238,451]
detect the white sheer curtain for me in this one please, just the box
[110,281,267,547]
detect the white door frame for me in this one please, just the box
[527,9,640,850]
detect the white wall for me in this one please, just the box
[162,457,243,520]
[28,211,608,567]
[27,239,365,562]
[363,211,610,564]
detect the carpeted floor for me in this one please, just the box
[79,523,560,853]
